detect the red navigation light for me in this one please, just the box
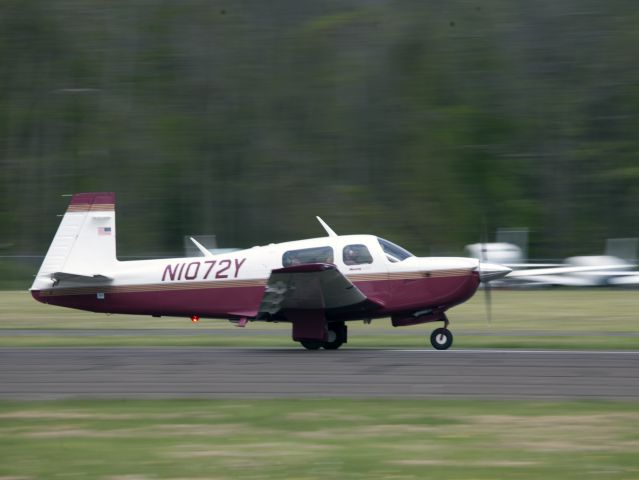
[191,315,200,323]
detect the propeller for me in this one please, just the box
[475,220,511,323]
[480,221,492,324]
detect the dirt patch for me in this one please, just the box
[0,411,135,420]
[170,442,333,459]
[390,459,537,467]
[22,423,253,439]
[285,411,369,422]
[462,413,639,453]
[0,411,226,421]
[104,476,150,480]
[387,459,538,468]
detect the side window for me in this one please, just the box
[343,244,373,265]
[282,246,334,267]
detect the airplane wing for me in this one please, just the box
[258,263,380,318]
[608,274,639,286]
[508,264,632,278]
[506,274,597,287]
[505,263,563,269]
[506,264,635,286]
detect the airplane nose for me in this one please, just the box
[478,263,512,282]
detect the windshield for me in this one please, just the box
[377,237,414,263]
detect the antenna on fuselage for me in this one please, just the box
[316,216,338,237]
[189,237,214,258]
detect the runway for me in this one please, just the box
[2,347,639,400]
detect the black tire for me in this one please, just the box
[430,327,453,350]
[323,329,344,350]
[300,339,323,350]
[323,323,347,350]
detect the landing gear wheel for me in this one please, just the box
[300,340,323,350]
[323,326,344,350]
[430,328,453,350]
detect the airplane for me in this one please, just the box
[464,242,560,268]
[37,192,613,351]
[507,255,639,287]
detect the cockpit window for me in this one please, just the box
[282,246,334,267]
[343,244,373,265]
[377,237,414,263]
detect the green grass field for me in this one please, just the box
[1,399,638,479]
[3,291,639,479]
[1,289,638,349]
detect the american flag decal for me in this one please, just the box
[98,227,112,236]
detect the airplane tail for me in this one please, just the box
[31,192,118,291]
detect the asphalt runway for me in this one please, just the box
[2,348,638,400]
[3,328,639,337]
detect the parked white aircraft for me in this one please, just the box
[512,255,639,287]
[464,242,558,268]
[466,241,639,287]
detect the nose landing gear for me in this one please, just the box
[430,327,453,350]
[429,316,453,350]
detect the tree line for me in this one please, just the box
[1,0,638,271]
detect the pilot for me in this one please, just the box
[344,247,358,265]
[289,254,301,266]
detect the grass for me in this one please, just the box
[1,289,639,349]
[1,399,638,479]
[2,291,638,479]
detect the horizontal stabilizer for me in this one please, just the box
[52,272,112,284]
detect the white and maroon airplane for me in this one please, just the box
[31,192,514,350]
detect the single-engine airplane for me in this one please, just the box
[32,192,517,350]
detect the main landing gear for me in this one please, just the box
[300,323,347,350]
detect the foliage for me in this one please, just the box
[2,0,639,259]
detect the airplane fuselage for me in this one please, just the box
[32,234,481,324]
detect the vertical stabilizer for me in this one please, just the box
[31,192,118,290]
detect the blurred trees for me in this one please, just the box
[1,0,639,263]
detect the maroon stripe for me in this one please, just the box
[38,279,268,297]
[32,274,480,321]
[32,285,266,319]
[69,192,116,206]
